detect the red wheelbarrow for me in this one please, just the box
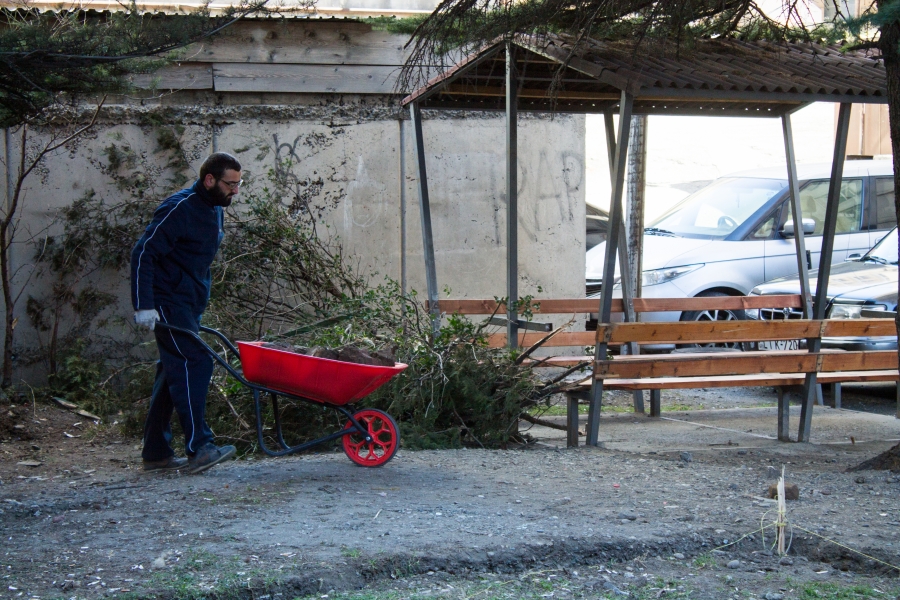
[155,323,406,467]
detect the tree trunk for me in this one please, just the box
[625,114,647,302]
[854,2,900,469]
[0,222,12,388]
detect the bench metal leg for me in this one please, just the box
[587,379,604,446]
[777,387,790,442]
[649,389,661,418]
[633,390,645,414]
[566,394,580,448]
[798,376,817,443]
[896,382,899,419]
[815,383,824,406]
[832,383,841,409]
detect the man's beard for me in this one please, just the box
[209,186,234,207]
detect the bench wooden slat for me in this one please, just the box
[822,319,897,337]
[487,331,596,348]
[599,318,897,345]
[570,369,900,391]
[816,369,900,383]
[601,320,820,344]
[632,295,803,312]
[430,294,803,315]
[596,350,898,379]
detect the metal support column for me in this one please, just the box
[779,112,813,441]
[603,110,643,413]
[399,119,407,296]
[798,102,851,442]
[587,93,634,446]
[410,103,440,339]
[506,43,519,349]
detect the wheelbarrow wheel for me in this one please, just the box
[342,408,399,467]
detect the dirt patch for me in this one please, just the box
[849,442,900,472]
[2,389,900,599]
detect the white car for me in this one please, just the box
[747,227,898,352]
[586,158,896,327]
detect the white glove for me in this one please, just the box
[134,309,160,331]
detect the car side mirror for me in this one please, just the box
[780,218,816,238]
[847,253,862,260]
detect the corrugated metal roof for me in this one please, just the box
[402,34,887,116]
[0,0,438,17]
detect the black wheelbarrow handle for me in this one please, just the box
[153,322,249,387]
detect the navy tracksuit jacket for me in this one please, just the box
[130,181,224,460]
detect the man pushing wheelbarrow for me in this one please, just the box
[131,152,243,474]
[131,153,406,475]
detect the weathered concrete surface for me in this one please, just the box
[3,102,586,378]
[533,405,900,452]
[2,395,900,598]
[0,18,588,379]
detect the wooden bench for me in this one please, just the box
[564,317,898,444]
[431,295,898,444]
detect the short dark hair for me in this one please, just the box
[199,153,241,180]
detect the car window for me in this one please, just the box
[873,177,896,231]
[649,177,786,239]
[782,179,863,235]
[751,215,776,239]
[866,228,898,264]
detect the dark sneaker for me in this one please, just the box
[188,443,236,474]
[143,456,188,472]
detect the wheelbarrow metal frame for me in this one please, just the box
[154,322,375,457]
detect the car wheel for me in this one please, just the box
[679,291,750,351]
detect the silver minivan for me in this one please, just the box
[585,158,895,324]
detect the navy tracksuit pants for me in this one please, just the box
[142,304,215,461]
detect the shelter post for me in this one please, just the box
[780,112,813,441]
[782,112,814,319]
[603,109,644,414]
[410,103,440,339]
[603,110,638,327]
[506,42,519,349]
[798,102,852,442]
[587,92,634,446]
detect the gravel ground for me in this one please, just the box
[1,387,900,599]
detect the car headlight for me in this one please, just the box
[828,303,887,319]
[641,264,704,287]
[744,293,760,319]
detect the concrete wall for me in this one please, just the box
[2,99,586,379]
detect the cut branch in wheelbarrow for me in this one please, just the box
[270,313,354,339]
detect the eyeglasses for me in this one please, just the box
[219,179,243,190]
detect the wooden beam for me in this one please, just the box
[129,64,213,90]
[191,22,408,66]
[441,84,619,101]
[430,294,803,315]
[213,64,399,94]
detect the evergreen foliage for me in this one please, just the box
[399,1,864,91]
[0,0,292,127]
